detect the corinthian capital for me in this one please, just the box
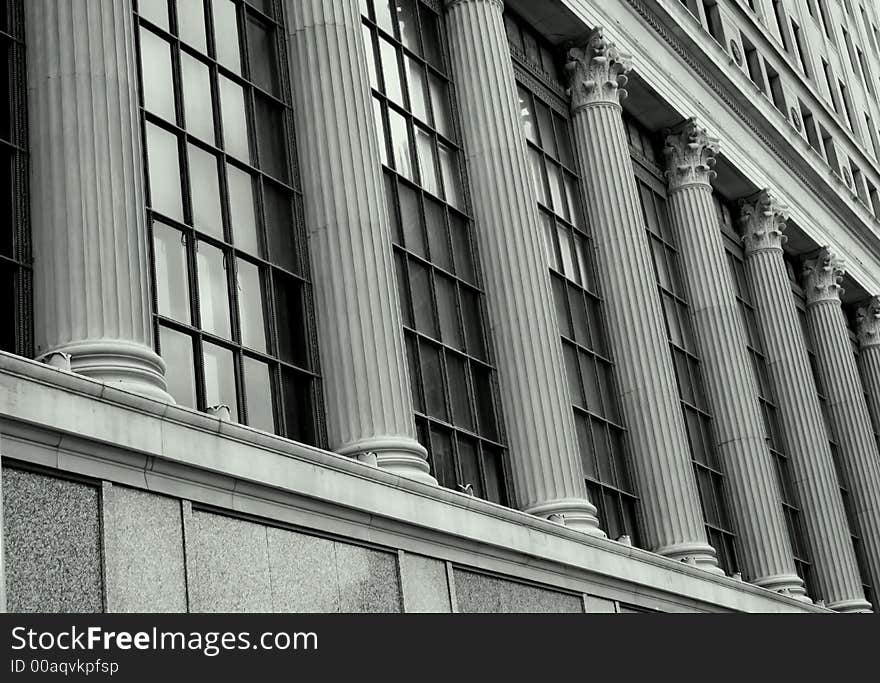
[856,296,880,349]
[739,190,789,256]
[802,247,846,305]
[564,28,632,111]
[663,118,719,192]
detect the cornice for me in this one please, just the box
[617,0,880,285]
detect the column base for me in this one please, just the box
[655,541,725,575]
[38,339,173,403]
[337,436,437,486]
[827,597,874,613]
[752,573,811,602]
[525,498,606,537]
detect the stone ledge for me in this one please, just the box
[0,350,825,613]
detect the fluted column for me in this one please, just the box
[663,121,805,596]
[857,297,880,439]
[740,194,870,613]
[804,249,880,603]
[563,30,718,568]
[285,0,433,483]
[26,0,170,401]
[443,0,601,533]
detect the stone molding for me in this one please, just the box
[664,118,720,192]
[739,190,789,255]
[565,28,632,111]
[802,248,846,306]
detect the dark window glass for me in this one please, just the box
[361,0,509,503]
[136,0,322,444]
[0,2,31,357]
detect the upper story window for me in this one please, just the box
[360,0,509,504]
[134,0,322,445]
[0,0,30,358]
[505,9,641,545]
[626,116,739,574]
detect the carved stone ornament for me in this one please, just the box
[730,40,743,67]
[663,118,720,192]
[802,247,846,305]
[856,296,880,349]
[564,27,632,111]
[739,189,789,255]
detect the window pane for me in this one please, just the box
[430,425,456,488]
[416,127,438,195]
[363,26,378,90]
[459,436,483,497]
[420,342,447,420]
[227,164,259,254]
[237,258,267,352]
[203,341,238,420]
[419,8,443,69]
[152,221,190,323]
[243,355,274,432]
[255,94,288,181]
[275,272,308,367]
[212,0,242,74]
[379,37,403,105]
[436,275,462,349]
[397,0,421,53]
[178,0,208,52]
[388,108,413,179]
[438,144,461,207]
[448,354,474,430]
[263,182,297,272]
[181,54,215,143]
[405,57,428,122]
[461,287,484,359]
[188,144,223,238]
[197,242,231,339]
[410,260,436,335]
[429,73,453,138]
[373,98,388,165]
[529,147,547,205]
[536,101,557,158]
[139,29,175,121]
[424,197,451,271]
[399,182,425,256]
[138,0,169,31]
[219,76,250,162]
[449,212,474,282]
[159,325,196,406]
[246,14,279,94]
[281,369,314,443]
[517,86,537,143]
[145,123,183,221]
[473,364,497,440]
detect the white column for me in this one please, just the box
[740,194,870,613]
[443,0,602,533]
[663,121,805,596]
[26,0,170,401]
[285,0,433,483]
[564,30,718,569]
[803,249,880,604]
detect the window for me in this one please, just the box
[361,0,509,504]
[772,0,792,53]
[820,124,840,172]
[822,59,842,114]
[135,0,322,444]
[506,9,640,544]
[719,200,813,592]
[800,100,823,153]
[627,116,739,574]
[790,19,812,78]
[742,33,768,93]
[765,61,788,115]
[0,1,30,357]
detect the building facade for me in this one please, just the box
[2,0,880,613]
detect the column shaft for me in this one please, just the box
[443,0,601,532]
[741,198,869,612]
[26,0,169,401]
[285,0,433,483]
[664,123,803,595]
[564,33,717,568]
[804,253,880,604]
